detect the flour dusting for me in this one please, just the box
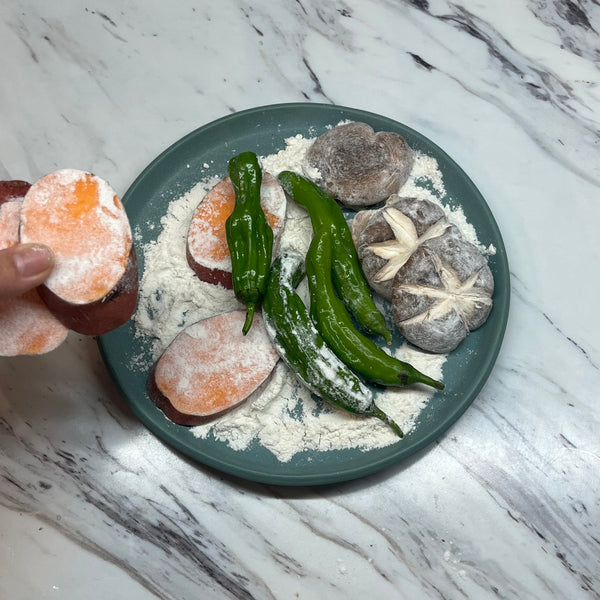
[133,126,488,462]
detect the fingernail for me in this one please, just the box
[14,245,54,277]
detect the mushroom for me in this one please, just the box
[353,195,450,300]
[391,226,494,354]
[304,122,414,208]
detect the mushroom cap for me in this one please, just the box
[354,195,448,300]
[304,122,414,208]
[391,226,494,353]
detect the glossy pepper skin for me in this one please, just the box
[306,227,445,391]
[277,171,392,344]
[226,152,274,335]
[262,251,404,437]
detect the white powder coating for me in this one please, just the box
[155,311,279,415]
[20,169,133,304]
[0,291,69,356]
[134,175,240,360]
[261,134,320,179]
[134,127,488,462]
[0,200,22,248]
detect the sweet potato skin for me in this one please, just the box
[0,181,31,206]
[37,244,139,336]
[186,243,233,289]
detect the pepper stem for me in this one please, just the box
[372,406,404,438]
[242,304,256,335]
[410,372,445,390]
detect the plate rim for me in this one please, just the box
[98,102,510,486]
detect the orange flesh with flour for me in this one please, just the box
[20,169,133,305]
[154,310,279,417]
[0,197,68,356]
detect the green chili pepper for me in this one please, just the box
[306,227,445,391]
[277,171,392,344]
[226,152,274,335]
[262,251,403,437]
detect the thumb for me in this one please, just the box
[0,244,55,300]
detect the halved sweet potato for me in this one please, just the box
[186,172,286,288]
[19,169,138,336]
[148,310,279,425]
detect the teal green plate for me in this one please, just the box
[98,103,510,486]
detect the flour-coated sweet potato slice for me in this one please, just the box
[20,169,138,336]
[0,195,68,356]
[148,310,279,425]
[186,173,286,288]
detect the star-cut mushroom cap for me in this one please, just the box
[354,195,449,299]
[391,226,494,353]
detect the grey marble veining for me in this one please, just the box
[1,1,600,598]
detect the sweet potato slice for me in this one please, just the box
[186,172,286,288]
[148,310,279,426]
[0,194,68,356]
[19,169,138,336]
[0,180,32,207]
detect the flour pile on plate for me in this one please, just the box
[132,128,483,462]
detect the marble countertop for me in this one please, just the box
[1,1,599,598]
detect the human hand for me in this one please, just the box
[0,244,54,301]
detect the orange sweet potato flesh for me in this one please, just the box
[19,169,138,336]
[148,310,279,426]
[186,173,286,288]
[0,189,69,356]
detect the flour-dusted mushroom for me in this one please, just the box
[304,122,414,208]
[391,226,494,353]
[354,195,450,300]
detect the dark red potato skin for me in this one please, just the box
[38,246,139,336]
[0,181,31,206]
[185,244,233,289]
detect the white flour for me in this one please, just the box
[133,128,486,462]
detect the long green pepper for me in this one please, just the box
[262,252,404,437]
[306,228,445,390]
[277,171,392,344]
[226,152,274,335]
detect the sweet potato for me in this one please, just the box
[0,193,68,356]
[0,180,32,207]
[186,172,286,288]
[19,169,138,336]
[148,310,279,425]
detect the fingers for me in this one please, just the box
[0,244,55,300]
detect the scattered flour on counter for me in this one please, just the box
[131,127,493,462]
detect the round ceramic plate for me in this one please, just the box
[98,103,510,486]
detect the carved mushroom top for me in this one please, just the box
[391,226,494,353]
[353,195,450,300]
[304,122,414,208]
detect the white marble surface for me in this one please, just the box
[1,0,599,598]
